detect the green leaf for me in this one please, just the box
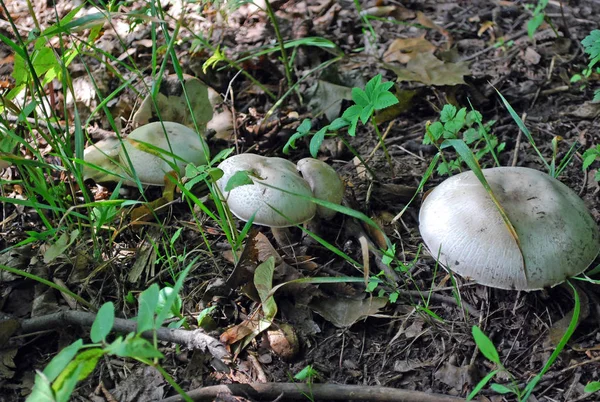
[137,284,159,333]
[463,128,480,144]
[105,333,164,359]
[210,147,235,164]
[52,349,103,402]
[527,13,545,38]
[472,326,501,364]
[351,87,370,108]
[155,258,195,328]
[374,92,399,110]
[570,74,582,83]
[91,302,114,343]
[294,365,319,381]
[254,256,277,320]
[467,369,499,400]
[585,381,600,393]
[42,339,84,382]
[156,287,182,319]
[283,119,312,154]
[490,383,514,394]
[466,110,482,126]
[329,117,349,131]
[347,117,359,136]
[440,104,457,123]
[582,30,600,60]
[342,104,362,121]
[424,121,444,144]
[225,170,254,191]
[377,80,394,93]
[582,148,599,170]
[364,74,382,98]
[197,306,217,330]
[309,127,327,158]
[359,104,374,124]
[27,373,55,402]
[53,364,83,402]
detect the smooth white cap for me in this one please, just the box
[419,167,600,290]
[217,154,316,227]
[297,158,344,220]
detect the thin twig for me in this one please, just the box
[160,382,467,402]
[19,310,229,360]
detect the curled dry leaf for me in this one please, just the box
[389,53,471,86]
[383,38,436,64]
[309,296,387,328]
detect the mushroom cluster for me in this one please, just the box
[216,154,344,229]
[419,167,600,290]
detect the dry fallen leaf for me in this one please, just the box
[309,296,387,328]
[389,53,471,86]
[384,38,436,64]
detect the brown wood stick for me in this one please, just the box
[160,382,467,402]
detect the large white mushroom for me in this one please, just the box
[419,167,600,290]
[216,154,317,228]
[216,155,344,250]
[83,121,210,186]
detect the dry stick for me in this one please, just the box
[511,112,527,167]
[19,310,229,360]
[160,383,467,402]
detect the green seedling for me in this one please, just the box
[571,30,600,101]
[468,281,580,401]
[423,103,503,175]
[26,261,197,402]
[284,74,399,177]
[582,145,600,181]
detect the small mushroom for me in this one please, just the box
[83,121,210,186]
[297,157,344,220]
[419,167,600,290]
[216,154,316,227]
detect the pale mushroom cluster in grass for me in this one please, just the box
[215,154,344,231]
[83,75,232,186]
[419,167,600,290]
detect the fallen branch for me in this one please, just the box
[160,382,467,402]
[19,310,229,360]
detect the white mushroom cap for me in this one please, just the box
[297,158,344,220]
[83,122,209,186]
[419,167,600,290]
[216,154,316,227]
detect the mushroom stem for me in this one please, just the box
[271,227,296,256]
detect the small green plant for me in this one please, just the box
[423,104,503,175]
[284,74,399,177]
[571,30,600,102]
[291,364,321,402]
[468,281,580,401]
[582,145,600,181]
[26,263,195,402]
[526,0,554,39]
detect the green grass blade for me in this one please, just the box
[493,87,551,173]
[521,280,580,401]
